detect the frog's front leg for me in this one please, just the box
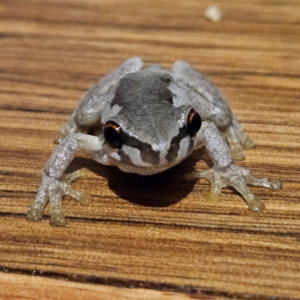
[27,134,110,226]
[185,121,281,211]
[172,60,254,160]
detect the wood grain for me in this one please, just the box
[0,273,199,300]
[0,0,300,299]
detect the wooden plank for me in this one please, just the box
[0,273,197,300]
[0,0,299,299]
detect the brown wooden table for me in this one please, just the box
[0,1,299,299]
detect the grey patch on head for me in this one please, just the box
[159,87,173,105]
[124,135,160,165]
[165,127,189,162]
[107,71,189,154]
[158,74,173,105]
[112,72,174,108]
[117,149,133,165]
[168,80,191,108]
[110,89,124,108]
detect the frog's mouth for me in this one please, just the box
[107,152,188,176]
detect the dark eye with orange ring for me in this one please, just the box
[104,121,123,148]
[187,109,201,137]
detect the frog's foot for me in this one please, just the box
[222,125,255,161]
[184,165,282,211]
[239,132,255,150]
[232,118,255,150]
[27,170,92,226]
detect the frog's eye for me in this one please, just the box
[187,109,201,137]
[104,121,123,148]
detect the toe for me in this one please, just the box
[50,212,67,226]
[269,178,282,190]
[207,190,221,203]
[27,208,43,221]
[241,135,255,149]
[231,149,245,161]
[248,198,265,212]
[78,194,93,206]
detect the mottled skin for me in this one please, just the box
[27,57,282,226]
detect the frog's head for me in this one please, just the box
[101,71,202,175]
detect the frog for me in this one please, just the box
[27,57,282,226]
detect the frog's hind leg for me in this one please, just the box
[172,60,253,160]
[232,116,255,150]
[220,117,255,160]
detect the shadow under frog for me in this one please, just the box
[66,147,208,208]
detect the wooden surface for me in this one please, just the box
[0,0,300,299]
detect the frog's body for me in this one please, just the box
[27,57,281,226]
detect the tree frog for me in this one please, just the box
[27,57,282,226]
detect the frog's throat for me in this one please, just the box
[109,157,185,176]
